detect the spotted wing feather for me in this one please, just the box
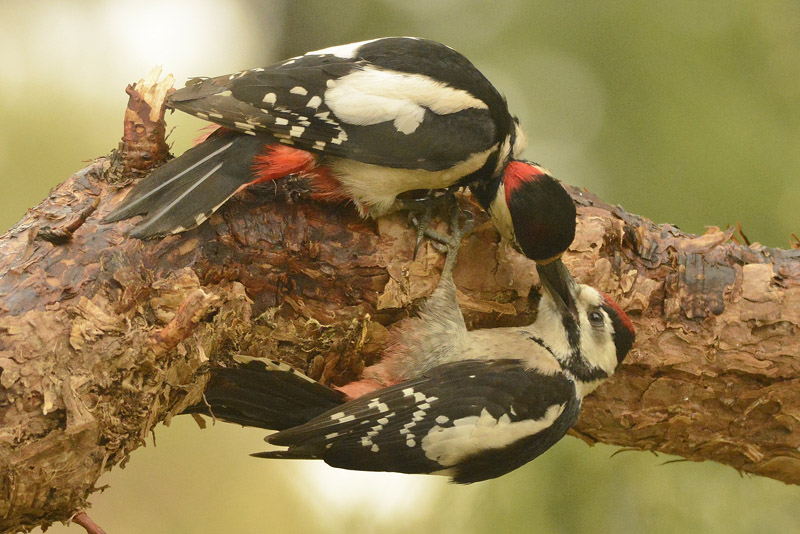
[255,359,580,483]
[168,37,505,171]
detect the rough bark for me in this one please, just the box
[1,81,799,533]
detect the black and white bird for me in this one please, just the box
[104,37,575,263]
[192,216,635,483]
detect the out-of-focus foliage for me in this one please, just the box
[2,1,797,533]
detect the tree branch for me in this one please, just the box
[1,75,799,533]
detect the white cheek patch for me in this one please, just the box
[578,308,618,388]
[487,181,515,245]
[493,136,512,176]
[420,404,565,467]
[324,66,489,134]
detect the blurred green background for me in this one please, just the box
[1,1,798,533]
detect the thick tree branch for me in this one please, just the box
[1,76,799,533]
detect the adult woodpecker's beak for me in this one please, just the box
[536,259,579,319]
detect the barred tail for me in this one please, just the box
[104,132,267,238]
[184,357,345,431]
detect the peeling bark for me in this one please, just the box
[1,83,799,533]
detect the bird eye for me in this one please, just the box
[588,310,605,326]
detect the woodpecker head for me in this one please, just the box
[473,161,576,263]
[535,261,635,397]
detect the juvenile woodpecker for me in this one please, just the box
[193,215,635,483]
[104,37,575,263]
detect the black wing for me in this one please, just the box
[168,37,508,171]
[255,359,580,484]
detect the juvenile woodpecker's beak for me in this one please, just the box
[536,259,579,318]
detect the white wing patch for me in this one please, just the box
[420,404,566,467]
[324,66,489,135]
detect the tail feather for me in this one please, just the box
[250,450,320,460]
[184,357,345,431]
[104,133,268,238]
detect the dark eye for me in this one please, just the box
[588,310,605,326]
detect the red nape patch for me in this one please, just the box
[503,161,547,200]
[601,292,636,336]
[251,144,319,184]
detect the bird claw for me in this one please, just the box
[403,190,470,259]
[422,204,474,254]
[408,209,433,259]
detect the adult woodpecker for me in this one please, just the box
[104,37,575,263]
[191,215,635,483]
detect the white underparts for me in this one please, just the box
[329,145,496,216]
[421,404,566,467]
[324,67,489,135]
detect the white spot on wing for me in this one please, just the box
[290,126,305,137]
[290,86,309,96]
[307,95,322,108]
[368,399,390,413]
[262,92,277,105]
[275,118,289,126]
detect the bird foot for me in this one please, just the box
[419,202,474,278]
[402,189,465,258]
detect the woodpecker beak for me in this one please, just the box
[536,259,579,318]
